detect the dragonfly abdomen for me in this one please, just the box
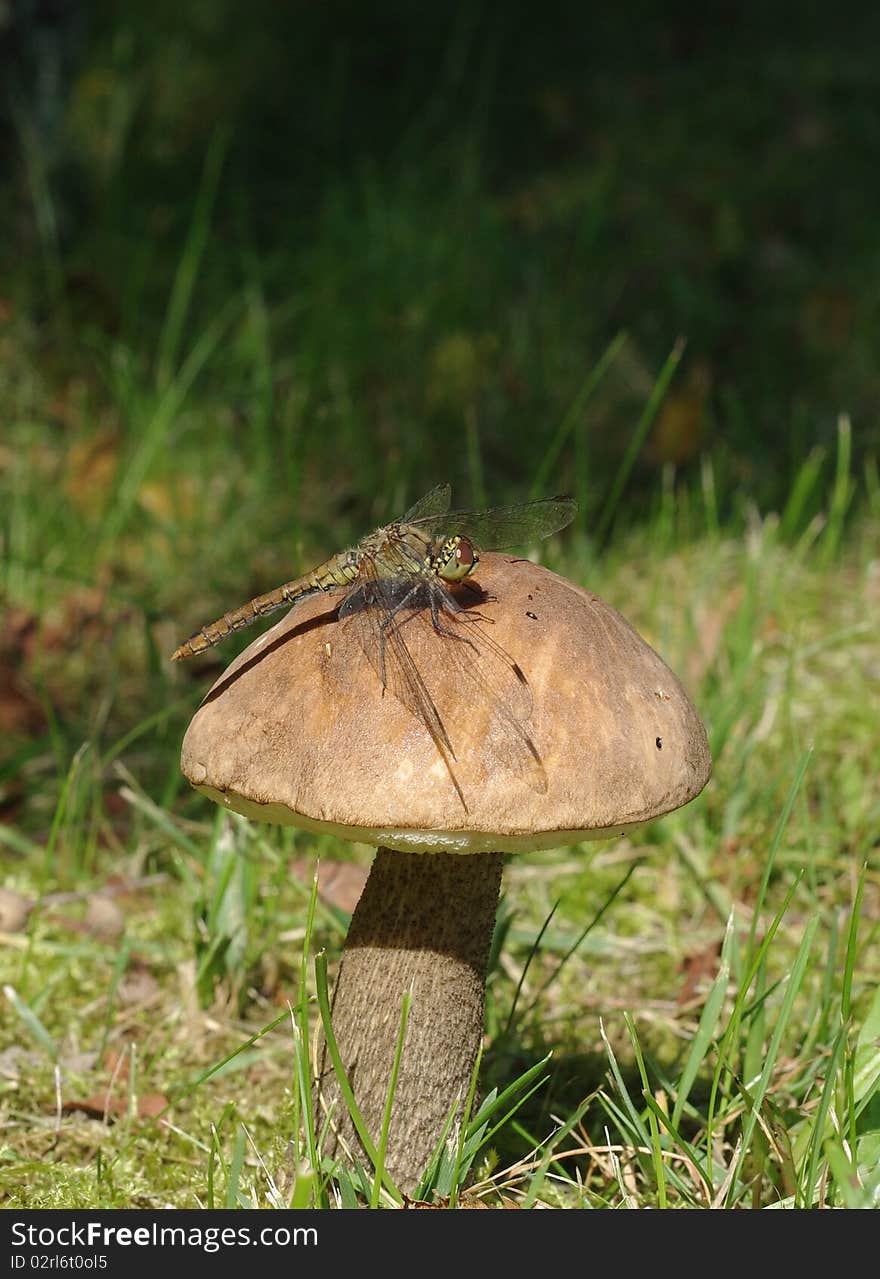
[170,555,360,660]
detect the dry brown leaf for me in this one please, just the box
[678,939,722,1007]
[62,1092,168,1121]
[290,858,368,914]
[117,966,160,1006]
[0,888,32,933]
[83,896,126,941]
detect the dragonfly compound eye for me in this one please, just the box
[438,536,478,582]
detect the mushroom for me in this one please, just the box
[179,553,711,1193]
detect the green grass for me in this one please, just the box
[2,387,878,1204]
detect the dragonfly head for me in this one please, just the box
[436,534,478,583]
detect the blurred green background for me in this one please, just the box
[4,0,879,498]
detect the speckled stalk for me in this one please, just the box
[316,847,503,1194]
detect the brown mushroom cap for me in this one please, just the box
[180,554,711,848]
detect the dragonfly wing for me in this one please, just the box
[339,565,466,805]
[408,589,548,793]
[410,496,577,548]
[445,497,577,548]
[340,569,546,798]
[400,482,452,523]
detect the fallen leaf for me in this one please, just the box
[0,888,32,933]
[290,858,368,914]
[678,940,722,1006]
[83,896,126,941]
[62,1092,168,1121]
[117,966,160,1006]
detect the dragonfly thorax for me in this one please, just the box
[434,535,478,583]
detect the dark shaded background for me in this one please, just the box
[2,0,878,514]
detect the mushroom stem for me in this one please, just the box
[317,846,503,1194]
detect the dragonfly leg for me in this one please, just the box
[374,580,427,688]
[425,587,488,658]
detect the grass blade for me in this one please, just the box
[594,336,686,543]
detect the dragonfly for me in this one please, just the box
[172,484,576,807]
